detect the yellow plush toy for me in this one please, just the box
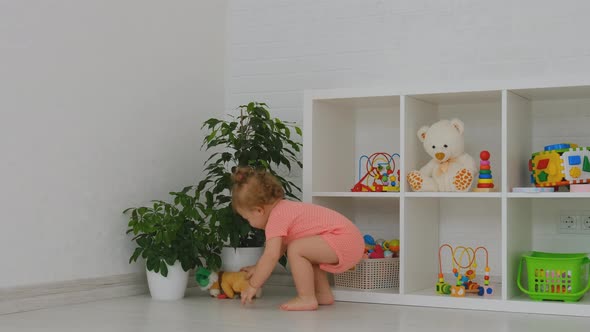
[196,268,262,299]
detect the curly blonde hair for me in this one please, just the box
[231,167,284,211]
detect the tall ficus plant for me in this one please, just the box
[197,102,302,250]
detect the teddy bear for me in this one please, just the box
[195,267,262,299]
[406,118,476,192]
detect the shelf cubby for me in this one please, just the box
[312,196,401,299]
[311,196,400,242]
[506,197,590,310]
[404,91,503,193]
[507,86,590,192]
[403,197,502,299]
[307,95,401,195]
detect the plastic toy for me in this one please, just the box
[474,150,495,192]
[369,245,385,259]
[363,234,400,259]
[407,119,476,192]
[530,143,590,188]
[436,244,493,297]
[196,267,262,299]
[352,153,401,192]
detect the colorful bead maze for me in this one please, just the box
[351,153,401,192]
[436,244,493,297]
[530,143,590,188]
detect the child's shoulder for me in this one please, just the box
[276,199,305,210]
[276,200,330,213]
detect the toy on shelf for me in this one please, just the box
[363,234,399,259]
[436,244,493,297]
[406,119,476,192]
[335,236,401,290]
[530,143,590,189]
[352,153,401,192]
[474,150,494,192]
[517,251,590,302]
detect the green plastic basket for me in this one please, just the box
[517,251,590,302]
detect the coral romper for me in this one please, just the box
[265,200,364,273]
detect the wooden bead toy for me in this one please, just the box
[474,150,495,192]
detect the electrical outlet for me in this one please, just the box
[558,215,578,233]
[580,215,590,233]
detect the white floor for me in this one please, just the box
[1,286,589,332]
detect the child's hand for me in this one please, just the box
[240,265,256,279]
[240,284,259,305]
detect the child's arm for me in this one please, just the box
[241,242,286,279]
[241,237,282,304]
[249,237,283,288]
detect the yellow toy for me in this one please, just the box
[195,268,262,299]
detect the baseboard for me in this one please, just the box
[0,273,148,316]
[0,272,294,315]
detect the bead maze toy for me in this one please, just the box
[437,244,493,297]
[473,150,494,192]
[530,143,590,189]
[351,153,401,192]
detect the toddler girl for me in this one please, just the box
[231,167,364,311]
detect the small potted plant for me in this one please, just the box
[197,102,302,271]
[125,186,221,300]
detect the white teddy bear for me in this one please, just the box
[407,118,476,192]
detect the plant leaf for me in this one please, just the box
[160,261,168,277]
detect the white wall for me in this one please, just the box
[0,1,227,288]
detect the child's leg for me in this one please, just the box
[313,265,334,305]
[282,236,338,311]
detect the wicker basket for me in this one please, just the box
[334,258,400,290]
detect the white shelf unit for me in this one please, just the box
[303,86,590,317]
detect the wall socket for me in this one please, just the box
[559,215,578,233]
[558,212,590,234]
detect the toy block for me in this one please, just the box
[451,285,465,297]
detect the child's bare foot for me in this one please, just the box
[315,291,334,305]
[279,296,319,311]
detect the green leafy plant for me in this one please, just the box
[197,102,302,249]
[124,186,221,277]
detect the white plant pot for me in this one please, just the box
[146,261,189,301]
[221,247,264,272]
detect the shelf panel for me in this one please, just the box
[405,192,502,198]
[507,193,590,198]
[409,284,502,301]
[507,294,590,316]
[333,287,401,304]
[335,285,590,316]
[312,191,401,198]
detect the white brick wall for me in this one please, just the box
[226,0,590,194]
[227,0,590,121]
[227,1,590,267]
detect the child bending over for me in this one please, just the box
[231,167,364,311]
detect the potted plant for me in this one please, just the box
[197,102,302,271]
[125,186,221,300]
